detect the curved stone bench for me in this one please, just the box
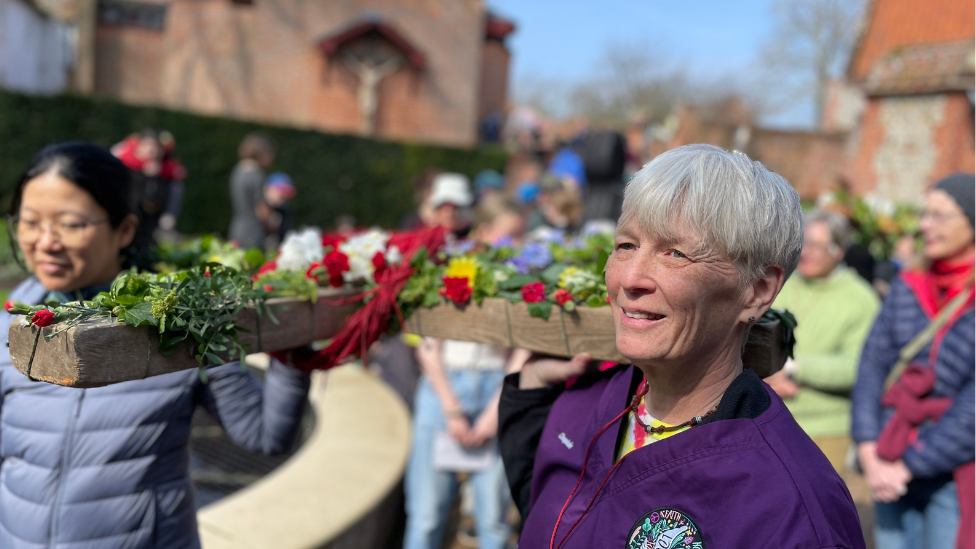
[199,360,411,549]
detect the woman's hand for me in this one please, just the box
[463,406,499,448]
[858,442,911,503]
[765,370,800,399]
[518,352,591,389]
[445,412,471,443]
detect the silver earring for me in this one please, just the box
[748,316,756,324]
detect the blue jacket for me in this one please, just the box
[0,278,311,548]
[851,278,975,478]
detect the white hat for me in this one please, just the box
[429,173,473,208]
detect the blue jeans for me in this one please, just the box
[874,476,959,549]
[404,369,511,549]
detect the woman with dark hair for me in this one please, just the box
[229,132,276,249]
[0,142,311,548]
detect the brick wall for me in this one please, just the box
[94,0,488,147]
[849,0,975,81]
[95,25,164,104]
[477,38,510,121]
[751,130,848,200]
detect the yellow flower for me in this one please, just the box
[444,257,480,288]
[558,266,599,298]
[558,267,582,289]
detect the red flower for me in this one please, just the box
[322,234,347,251]
[3,301,13,312]
[372,252,387,279]
[553,289,573,306]
[306,261,324,282]
[323,250,350,288]
[521,282,547,303]
[440,276,473,305]
[263,284,273,292]
[32,309,55,327]
[253,260,278,280]
[387,232,421,257]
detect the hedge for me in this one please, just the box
[0,90,507,235]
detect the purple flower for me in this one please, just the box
[509,256,531,274]
[540,228,565,244]
[517,242,552,270]
[444,238,476,256]
[493,236,516,248]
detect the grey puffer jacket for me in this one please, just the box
[0,278,312,548]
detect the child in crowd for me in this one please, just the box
[404,196,525,549]
[262,172,296,248]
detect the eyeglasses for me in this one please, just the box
[920,210,963,224]
[802,241,839,254]
[7,215,109,248]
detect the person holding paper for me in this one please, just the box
[498,144,865,549]
[403,196,526,549]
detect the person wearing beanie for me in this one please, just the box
[852,173,975,549]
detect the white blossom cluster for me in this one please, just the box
[276,227,324,272]
[338,228,403,282]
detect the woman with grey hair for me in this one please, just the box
[499,144,864,548]
[766,210,880,471]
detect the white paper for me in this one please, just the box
[432,431,496,472]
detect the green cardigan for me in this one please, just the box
[772,267,881,437]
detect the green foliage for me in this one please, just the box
[20,266,267,379]
[823,188,920,260]
[0,90,506,235]
[526,301,552,320]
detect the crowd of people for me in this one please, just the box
[0,133,971,549]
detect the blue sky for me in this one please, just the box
[487,0,812,128]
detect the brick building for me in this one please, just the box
[647,98,848,201]
[827,0,975,205]
[2,0,514,148]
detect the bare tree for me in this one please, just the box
[760,0,865,127]
[512,74,569,118]
[567,43,688,127]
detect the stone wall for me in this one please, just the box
[845,92,974,204]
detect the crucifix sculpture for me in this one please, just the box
[342,47,403,136]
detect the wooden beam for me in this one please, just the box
[7,290,360,388]
[403,298,786,377]
[8,293,786,389]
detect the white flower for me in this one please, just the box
[816,191,837,208]
[277,227,324,272]
[385,245,403,266]
[339,227,390,282]
[864,194,895,217]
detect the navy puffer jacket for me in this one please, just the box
[0,278,311,548]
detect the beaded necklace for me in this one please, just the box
[626,378,718,435]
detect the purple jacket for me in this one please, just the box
[501,366,865,549]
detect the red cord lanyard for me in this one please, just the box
[549,381,649,549]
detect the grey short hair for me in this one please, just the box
[804,210,851,253]
[619,144,803,284]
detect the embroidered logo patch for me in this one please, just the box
[626,507,704,549]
